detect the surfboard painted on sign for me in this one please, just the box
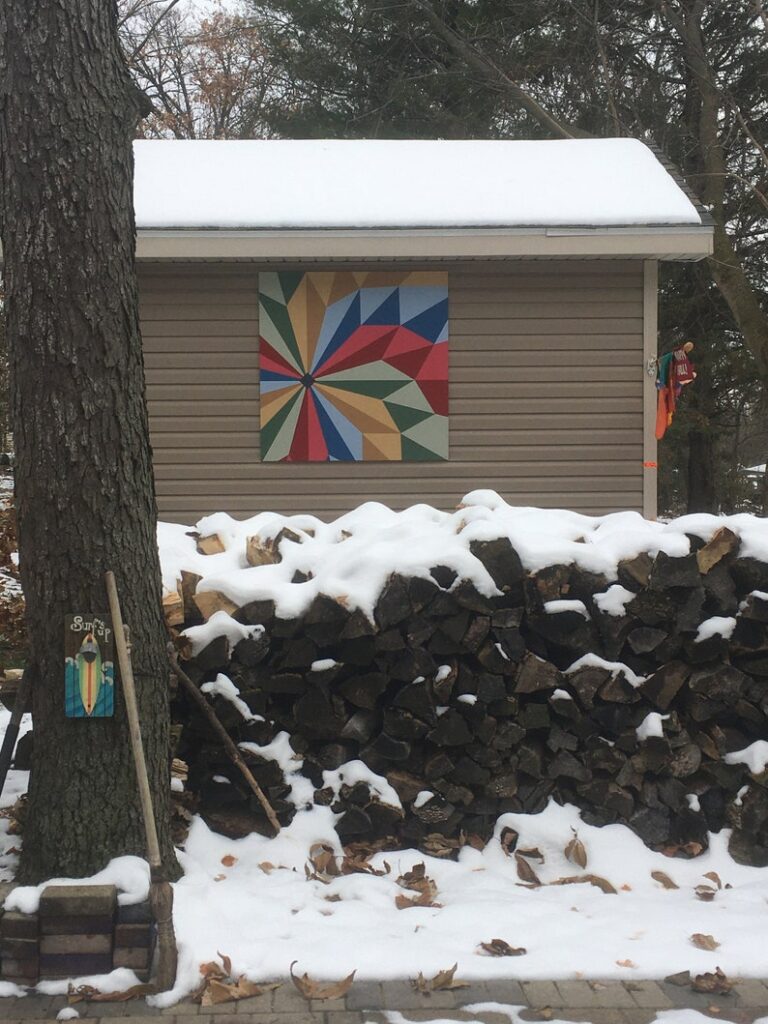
[64,615,115,718]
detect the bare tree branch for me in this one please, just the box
[407,0,585,139]
[129,0,183,60]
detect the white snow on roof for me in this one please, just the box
[133,138,702,230]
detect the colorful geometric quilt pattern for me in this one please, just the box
[259,271,448,461]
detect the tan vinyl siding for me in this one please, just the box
[139,260,645,523]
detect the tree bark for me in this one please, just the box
[0,1,179,881]
[687,429,717,513]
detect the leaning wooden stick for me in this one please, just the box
[105,571,178,992]
[168,645,281,835]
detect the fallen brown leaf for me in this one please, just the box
[397,862,427,888]
[703,871,723,890]
[500,826,518,855]
[395,889,442,910]
[690,933,720,951]
[462,833,486,851]
[199,960,227,980]
[306,842,340,882]
[616,959,637,969]
[201,976,273,1007]
[691,968,732,994]
[193,953,279,1006]
[478,938,527,957]
[421,834,461,858]
[258,862,276,874]
[518,846,545,862]
[67,985,100,1004]
[90,984,156,1003]
[342,854,390,876]
[395,862,440,906]
[412,963,470,993]
[221,854,237,867]
[695,884,717,902]
[550,874,617,895]
[290,962,356,1001]
[662,840,705,858]
[651,870,678,889]
[565,832,587,870]
[665,971,691,987]
[515,852,541,885]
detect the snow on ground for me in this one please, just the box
[379,1013,768,1024]
[0,708,32,884]
[7,496,768,1001]
[3,700,768,1005]
[0,471,21,604]
[136,801,768,1006]
[158,491,768,627]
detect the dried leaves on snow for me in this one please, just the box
[500,826,519,855]
[66,983,155,1004]
[690,933,720,951]
[692,968,733,994]
[515,852,542,885]
[565,830,588,869]
[411,963,469,993]
[395,862,441,909]
[290,962,356,1001]
[550,874,617,895]
[306,841,391,883]
[651,870,679,889]
[695,884,717,902]
[478,938,527,957]
[194,953,277,1006]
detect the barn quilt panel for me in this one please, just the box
[258,271,448,461]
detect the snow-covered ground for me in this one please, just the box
[381,1013,766,1024]
[5,493,768,1002]
[0,708,32,884]
[4,737,768,1004]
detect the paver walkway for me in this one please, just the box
[0,980,767,1024]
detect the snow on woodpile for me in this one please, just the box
[158,491,768,623]
[134,138,702,229]
[160,492,768,868]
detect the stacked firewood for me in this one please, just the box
[168,527,768,865]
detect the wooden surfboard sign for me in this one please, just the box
[64,615,115,718]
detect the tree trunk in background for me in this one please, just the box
[0,1,178,881]
[687,430,717,514]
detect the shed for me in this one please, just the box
[134,138,711,522]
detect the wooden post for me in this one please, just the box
[105,571,177,993]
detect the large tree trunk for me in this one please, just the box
[687,429,717,513]
[0,1,178,881]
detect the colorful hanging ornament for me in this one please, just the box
[655,341,696,440]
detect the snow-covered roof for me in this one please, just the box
[134,138,703,231]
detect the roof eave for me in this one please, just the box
[135,224,713,262]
